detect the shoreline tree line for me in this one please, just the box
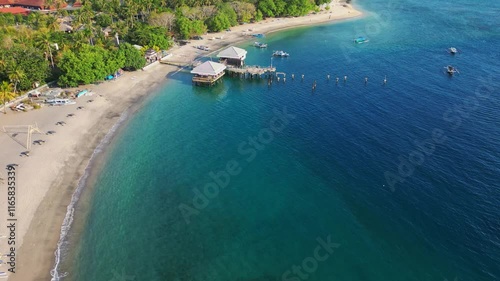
[0,0,332,102]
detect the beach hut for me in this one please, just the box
[217,46,247,67]
[190,61,227,86]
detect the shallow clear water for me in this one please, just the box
[64,0,500,280]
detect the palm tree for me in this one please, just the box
[72,31,87,49]
[34,29,55,68]
[0,57,6,72]
[0,81,15,114]
[104,0,120,24]
[27,12,41,29]
[82,26,95,45]
[46,16,60,32]
[50,0,66,10]
[123,0,139,28]
[8,68,25,95]
[75,10,91,27]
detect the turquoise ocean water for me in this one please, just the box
[56,0,500,280]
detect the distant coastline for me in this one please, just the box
[164,2,363,68]
[0,2,363,281]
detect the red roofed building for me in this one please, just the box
[0,6,30,14]
[0,0,67,10]
[0,0,14,5]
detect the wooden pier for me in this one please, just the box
[159,60,190,67]
[226,65,277,79]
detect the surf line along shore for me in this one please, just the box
[0,62,179,281]
[0,3,362,281]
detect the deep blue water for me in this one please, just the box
[61,0,500,280]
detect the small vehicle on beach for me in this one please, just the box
[10,103,27,111]
[196,45,210,51]
[28,91,41,98]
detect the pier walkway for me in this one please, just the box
[226,65,277,79]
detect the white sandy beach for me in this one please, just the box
[0,3,361,280]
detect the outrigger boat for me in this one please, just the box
[354,36,369,44]
[445,65,459,75]
[273,50,289,57]
[448,47,458,54]
[254,42,268,48]
[46,98,76,106]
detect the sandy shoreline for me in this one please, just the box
[0,3,361,281]
[0,63,179,281]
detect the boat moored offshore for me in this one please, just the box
[445,65,459,75]
[354,36,369,44]
[272,50,289,57]
[254,42,268,48]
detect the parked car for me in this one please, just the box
[11,103,27,111]
[196,45,210,51]
[28,91,41,98]
[178,40,191,45]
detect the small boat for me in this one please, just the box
[354,36,369,44]
[252,33,265,38]
[254,42,267,48]
[46,98,76,106]
[448,47,458,54]
[445,65,459,75]
[273,50,290,57]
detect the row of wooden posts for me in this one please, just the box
[223,68,389,90]
[265,73,388,89]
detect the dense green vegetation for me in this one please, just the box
[0,0,328,101]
